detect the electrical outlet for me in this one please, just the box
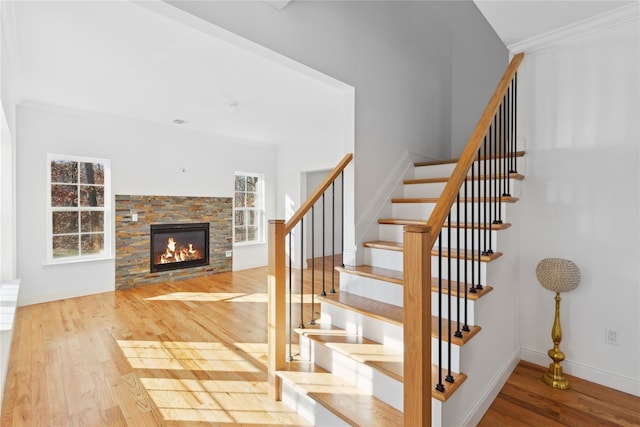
[225,250,233,258]
[605,328,618,345]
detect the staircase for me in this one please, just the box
[267,53,525,426]
[275,153,525,426]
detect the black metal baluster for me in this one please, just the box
[288,233,294,361]
[321,193,326,296]
[504,86,511,198]
[331,182,336,293]
[446,215,454,383]
[482,137,489,256]
[470,154,477,295]
[511,74,518,174]
[310,206,316,325]
[455,196,462,339]
[477,147,484,291]
[341,171,345,267]
[463,176,470,332]
[436,231,445,392]
[495,100,504,224]
[299,218,305,329]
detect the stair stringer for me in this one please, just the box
[436,200,523,426]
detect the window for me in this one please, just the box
[234,172,264,245]
[47,154,111,262]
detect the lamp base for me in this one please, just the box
[542,362,570,390]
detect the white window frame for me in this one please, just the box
[233,172,265,246]
[46,154,112,264]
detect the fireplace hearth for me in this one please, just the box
[150,223,209,273]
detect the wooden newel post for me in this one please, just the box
[403,225,433,426]
[268,219,286,400]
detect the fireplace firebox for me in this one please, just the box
[150,223,209,273]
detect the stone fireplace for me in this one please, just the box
[115,195,232,289]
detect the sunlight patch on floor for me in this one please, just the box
[117,340,260,372]
[117,340,309,425]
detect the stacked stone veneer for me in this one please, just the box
[115,195,232,290]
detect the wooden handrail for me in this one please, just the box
[425,53,524,240]
[284,153,353,235]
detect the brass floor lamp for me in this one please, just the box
[535,258,581,390]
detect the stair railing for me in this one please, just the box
[403,52,524,425]
[267,153,353,400]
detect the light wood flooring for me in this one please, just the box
[3,266,639,426]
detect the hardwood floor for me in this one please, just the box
[1,267,319,426]
[2,266,639,426]
[478,361,640,427]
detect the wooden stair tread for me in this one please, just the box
[317,291,481,345]
[404,172,525,185]
[295,326,467,401]
[414,150,525,167]
[363,240,403,252]
[391,196,519,203]
[378,218,512,230]
[336,264,403,285]
[337,265,494,300]
[308,391,402,427]
[431,277,493,300]
[433,317,481,346]
[431,367,468,402]
[318,291,403,325]
[363,240,503,262]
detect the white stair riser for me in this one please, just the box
[403,179,520,199]
[280,380,349,427]
[303,337,404,412]
[392,202,510,223]
[339,272,403,306]
[413,163,456,179]
[320,303,463,372]
[413,157,525,180]
[378,225,499,251]
[364,247,403,271]
[363,247,489,283]
[432,292,477,325]
[320,303,404,347]
[432,257,488,284]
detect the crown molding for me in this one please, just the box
[509,2,640,54]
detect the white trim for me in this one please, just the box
[520,346,640,397]
[459,349,520,427]
[46,154,112,264]
[509,2,640,54]
[18,282,113,307]
[233,171,266,245]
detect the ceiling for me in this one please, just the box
[12,1,346,145]
[473,0,635,48]
[12,0,634,146]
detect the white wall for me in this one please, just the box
[16,102,277,305]
[517,18,640,395]
[1,0,18,282]
[167,1,506,253]
[450,2,508,157]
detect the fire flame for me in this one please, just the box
[159,237,201,264]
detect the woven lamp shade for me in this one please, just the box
[536,258,580,293]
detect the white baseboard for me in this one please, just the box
[460,349,520,427]
[520,346,640,397]
[19,284,113,306]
